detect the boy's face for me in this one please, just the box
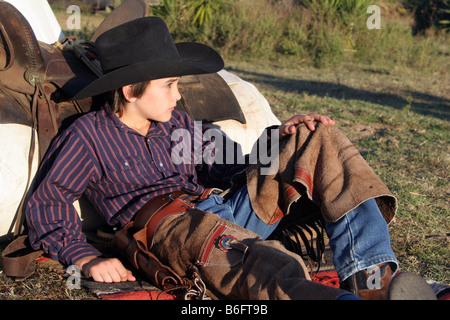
[126,77,181,123]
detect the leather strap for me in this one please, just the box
[1,235,43,281]
[133,191,187,229]
[112,222,187,292]
[133,191,197,247]
[136,189,224,245]
[111,191,204,293]
[146,197,195,247]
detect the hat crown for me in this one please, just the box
[71,16,224,100]
[96,17,180,73]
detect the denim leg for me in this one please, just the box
[325,198,398,282]
[196,189,398,282]
[195,186,279,240]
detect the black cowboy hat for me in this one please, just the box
[71,16,224,100]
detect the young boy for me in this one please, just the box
[25,17,434,299]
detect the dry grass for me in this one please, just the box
[0,254,96,300]
[225,59,449,283]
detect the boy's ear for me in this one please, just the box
[122,85,136,102]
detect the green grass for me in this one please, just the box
[225,59,449,283]
[150,0,448,72]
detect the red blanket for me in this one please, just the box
[99,270,341,300]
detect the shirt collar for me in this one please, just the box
[96,104,173,137]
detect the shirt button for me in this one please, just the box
[159,162,163,167]
[124,161,129,167]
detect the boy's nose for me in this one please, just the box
[174,88,182,101]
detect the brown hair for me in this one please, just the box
[109,81,150,117]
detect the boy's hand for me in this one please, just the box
[279,113,335,137]
[76,256,136,283]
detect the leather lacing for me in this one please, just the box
[156,265,211,300]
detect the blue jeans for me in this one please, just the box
[325,198,398,281]
[196,186,398,281]
[195,185,280,240]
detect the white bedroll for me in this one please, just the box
[0,1,280,239]
[4,0,64,44]
[0,125,39,239]
[216,69,280,155]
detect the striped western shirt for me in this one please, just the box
[26,107,248,265]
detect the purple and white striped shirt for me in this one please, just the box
[26,107,247,265]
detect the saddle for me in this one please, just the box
[0,1,97,162]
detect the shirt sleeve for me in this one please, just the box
[195,131,248,189]
[195,124,281,189]
[25,126,101,266]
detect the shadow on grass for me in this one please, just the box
[227,67,450,121]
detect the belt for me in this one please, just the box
[133,188,221,246]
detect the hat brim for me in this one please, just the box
[71,42,224,100]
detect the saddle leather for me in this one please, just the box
[0,1,44,95]
[178,73,246,124]
[1,235,43,281]
[0,88,33,126]
[90,0,150,42]
[0,1,96,116]
[39,42,98,98]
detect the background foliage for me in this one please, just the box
[147,0,448,69]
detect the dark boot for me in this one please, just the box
[340,262,394,300]
[341,263,436,300]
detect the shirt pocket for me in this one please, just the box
[104,155,151,186]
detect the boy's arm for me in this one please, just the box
[25,128,101,267]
